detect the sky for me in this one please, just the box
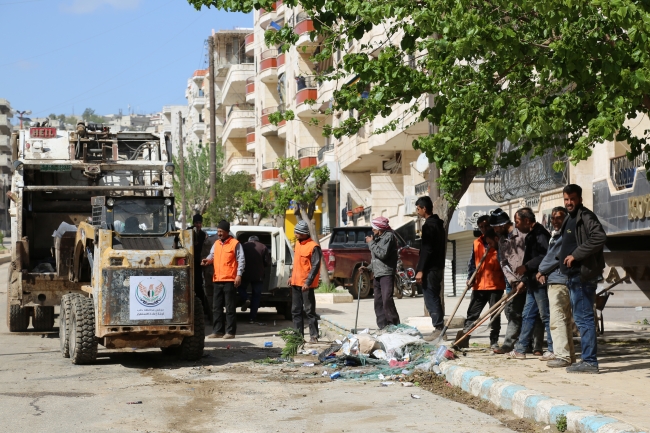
[0,0,252,120]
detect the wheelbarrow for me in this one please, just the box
[595,280,623,335]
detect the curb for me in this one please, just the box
[439,363,646,433]
[320,316,351,335]
[0,255,11,265]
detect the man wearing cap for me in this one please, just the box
[201,220,245,339]
[239,235,272,324]
[191,214,211,318]
[289,220,322,343]
[364,217,400,329]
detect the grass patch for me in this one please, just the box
[315,282,337,293]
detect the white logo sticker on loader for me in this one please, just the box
[129,276,174,320]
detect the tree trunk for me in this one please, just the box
[274,214,285,230]
[246,214,254,226]
[299,207,330,285]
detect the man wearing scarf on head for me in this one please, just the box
[289,220,322,343]
[364,216,401,329]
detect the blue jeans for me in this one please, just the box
[238,279,264,321]
[567,275,598,365]
[515,281,553,354]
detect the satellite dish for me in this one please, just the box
[415,153,430,173]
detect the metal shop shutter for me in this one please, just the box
[444,235,475,297]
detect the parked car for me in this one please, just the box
[325,226,420,298]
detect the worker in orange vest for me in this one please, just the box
[462,215,506,348]
[289,220,322,343]
[201,220,245,339]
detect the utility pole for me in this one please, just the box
[208,34,217,201]
[178,111,187,228]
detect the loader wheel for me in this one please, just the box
[33,306,55,332]
[180,297,205,361]
[60,294,81,358]
[8,304,29,332]
[69,296,98,365]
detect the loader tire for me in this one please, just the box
[180,297,205,361]
[8,303,29,332]
[33,306,55,332]
[69,296,98,365]
[60,294,81,358]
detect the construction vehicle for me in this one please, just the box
[7,122,203,362]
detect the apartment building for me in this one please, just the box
[161,105,187,158]
[0,99,13,235]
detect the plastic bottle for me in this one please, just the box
[434,345,448,365]
[264,342,273,347]
[330,371,341,380]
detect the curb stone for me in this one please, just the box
[0,255,11,265]
[439,362,646,433]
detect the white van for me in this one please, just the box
[202,226,294,319]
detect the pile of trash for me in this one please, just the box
[314,325,456,381]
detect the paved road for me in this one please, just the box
[0,264,517,433]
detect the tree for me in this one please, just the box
[206,171,255,224]
[81,108,105,124]
[276,157,330,282]
[237,189,272,226]
[189,0,650,230]
[269,182,293,229]
[48,113,57,120]
[172,144,215,222]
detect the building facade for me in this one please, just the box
[0,99,13,235]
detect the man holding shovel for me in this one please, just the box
[461,216,506,349]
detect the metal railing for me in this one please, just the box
[415,181,429,195]
[226,103,254,121]
[261,104,285,116]
[610,153,648,189]
[246,127,255,135]
[262,162,278,170]
[298,147,318,158]
[363,207,372,220]
[317,142,334,161]
[296,75,319,91]
[261,49,278,60]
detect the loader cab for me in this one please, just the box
[91,196,176,236]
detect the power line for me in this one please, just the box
[0,0,174,67]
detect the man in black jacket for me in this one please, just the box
[414,196,447,341]
[560,184,606,374]
[507,208,553,360]
[239,236,272,324]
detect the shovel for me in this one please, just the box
[431,246,491,346]
[452,291,518,348]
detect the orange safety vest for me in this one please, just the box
[289,238,320,288]
[472,237,506,291]
[212,237,240,282]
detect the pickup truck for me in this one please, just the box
[201,226,294,319]
[324,226,420,298]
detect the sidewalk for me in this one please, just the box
[317,295,650,433]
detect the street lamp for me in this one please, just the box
[11,109,32,129]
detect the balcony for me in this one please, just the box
[259,50,278,83]
[245,77,255,103]
[260,105,285,136]
[295,76,325,118]
[246,127,256,152]
[258,7,276,30]
[293,12,317,50]
[261,162,280,183]
[317,141,334,163]
[222,104,255,143]
[192,69,207,83]
[0,114,11,134]
[0,154,11,172]
[192,122,205,135]
[275,0,285,17]
[162,105,172,115]
[224,154,255,175]
[610,153,648,190]
[0,135,10,152]
[222,63,255,105]
[245,33,255,56]
[415,181,429,195]
[298,147,318,169]
[277,52,286,74]
[191,95,205,109]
